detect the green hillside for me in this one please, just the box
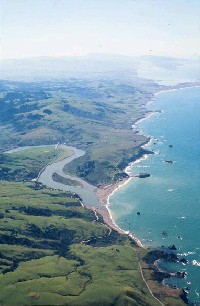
[0,79,154,186]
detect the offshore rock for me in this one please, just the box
[135,172,150,178]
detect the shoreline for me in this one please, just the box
[96,84,200,250]
[155,84,200,97]
[95,84,200,305]
[96,110,157,249]
[96,150,152,249]
[96,134,153,249]
[96,178,145,248]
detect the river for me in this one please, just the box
[6,144,99,208]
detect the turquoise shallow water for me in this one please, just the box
[109,87,200,304]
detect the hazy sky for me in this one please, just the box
[1,0,200,59]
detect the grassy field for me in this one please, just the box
[0,145,72,181]
[52,172,83,187]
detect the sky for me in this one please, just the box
[1,0,200,59]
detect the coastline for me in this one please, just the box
[95,84,200,305]
[155,84,200,97]
[96,138,154,249]
[96,177,145,248]
[96,105,158,249]
[97,84,200,251]
[96,153,151,249]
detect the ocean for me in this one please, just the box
[109,87,200,304]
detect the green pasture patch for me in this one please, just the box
[0,255,78,287]
[0,145,73,182]
[0,244,53,258]
[52,172,82,187]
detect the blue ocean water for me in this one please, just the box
[109,87,200,304]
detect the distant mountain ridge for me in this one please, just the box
[1,54,200,85]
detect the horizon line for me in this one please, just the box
[1,52,199,62]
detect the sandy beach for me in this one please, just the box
[95,109,158,249]
[96,177,145,248]
[133,110,157,127]
[96,178,130,234]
